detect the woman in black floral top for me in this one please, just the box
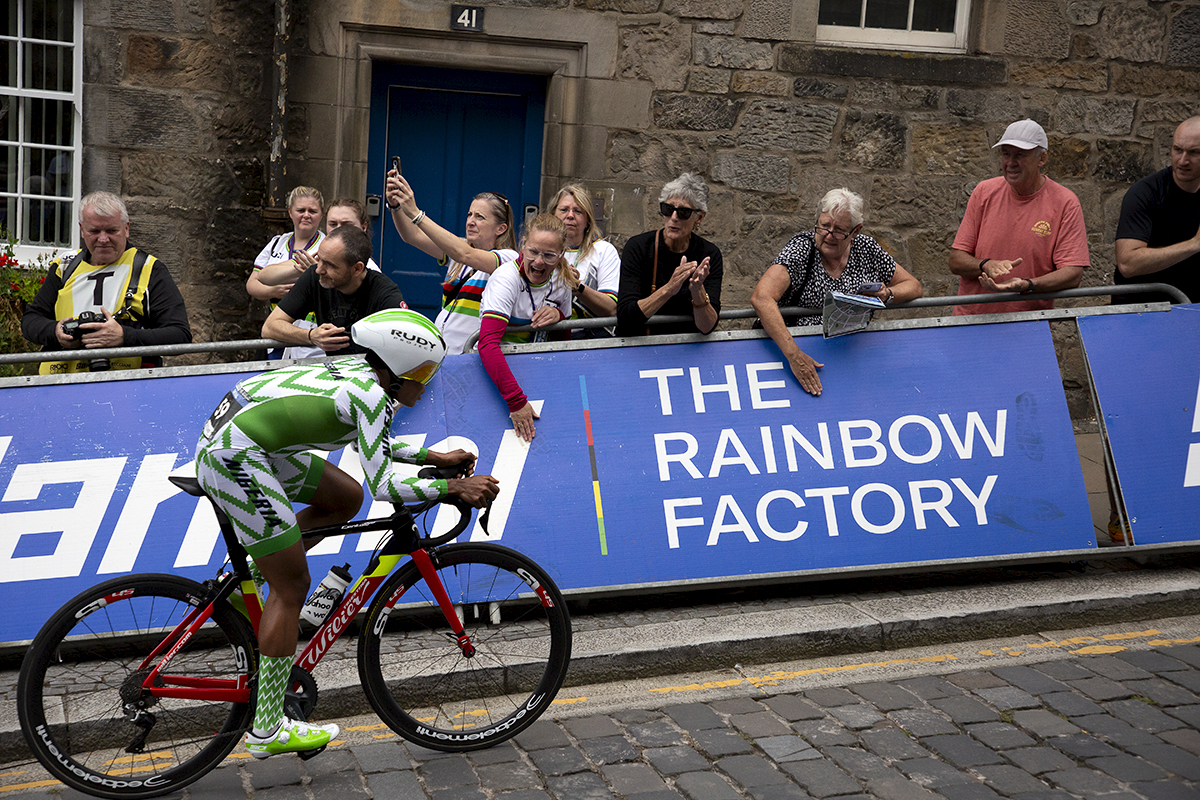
[750,187,922,397]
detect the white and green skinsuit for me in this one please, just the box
[195,357,446,559]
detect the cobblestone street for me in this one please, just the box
[8,628,1200,800]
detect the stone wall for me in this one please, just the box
[82,1,278,354]
[79,0,1200,405]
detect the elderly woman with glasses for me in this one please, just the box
[478,214,578,442]
[616,173,723,337]
[386,171,517,354]
[751,187,922,397]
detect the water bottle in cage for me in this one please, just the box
[300,563,352,627]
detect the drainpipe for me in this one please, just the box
[264,0,291,225]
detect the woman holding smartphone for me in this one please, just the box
[386,169,516,354]
[750,187,922,398]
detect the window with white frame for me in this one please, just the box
[816,0,970,52]
[1,0,82,254]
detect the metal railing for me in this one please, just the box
[0,282,1188,366]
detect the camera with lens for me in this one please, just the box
[62,310,105,340]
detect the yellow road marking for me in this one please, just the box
[104,751,173,766]
[0,773,24,779]
[0,780,60,792]
[1072,645,1127,655]
[650,655,958,694]
[346,723,390,732]
[979,629,1162,657]
[552,696,588,705]
[1104,629,1160,640]
[372,733,397,739]
[1148,635,1200,647]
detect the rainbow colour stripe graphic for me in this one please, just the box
[579,375,608,556]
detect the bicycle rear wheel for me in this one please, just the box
[358,543,571,751]
[17,574,255,799]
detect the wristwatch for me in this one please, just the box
[692,290,710,308]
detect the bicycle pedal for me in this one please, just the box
[297,744,327,761]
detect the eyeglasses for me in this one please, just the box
[815,224,854,241]
[524,247,563,265]
[659,202,697,220]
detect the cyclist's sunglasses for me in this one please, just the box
[659,202,697,220]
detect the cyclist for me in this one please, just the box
[195,309,499,759]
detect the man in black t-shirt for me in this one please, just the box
[1114,116,1200,305]
[263,225,406,355]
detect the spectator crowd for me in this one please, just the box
[17,116,1200,447]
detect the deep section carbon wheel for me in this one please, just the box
[358,543,571,751]
[17,574,254,799]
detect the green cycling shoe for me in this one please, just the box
[244,717,340,759]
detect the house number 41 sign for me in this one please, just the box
[450,5,484,32]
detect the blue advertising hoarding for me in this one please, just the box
[0,321,1096,644]
[1078,305,1200,545]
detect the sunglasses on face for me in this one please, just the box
[659,202,697,220]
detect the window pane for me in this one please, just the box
[912,0,955,31]
[23,42,71,92]
[24,0,73,43]
[25,97,72,146]
[0,40,14,89]
[818,0,863,26]
[23,197,69,246]
[23,147,69,197]
[1,195,14,236]
[0,96,13,141]
[24,145,64,192]
[864,0,909,29]
[1,145,15,192]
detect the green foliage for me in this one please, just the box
[0,230,57,377]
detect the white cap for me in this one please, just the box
[993,119,1048,151]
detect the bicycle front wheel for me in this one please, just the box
[17,574,255,799]
[358,543,572,751]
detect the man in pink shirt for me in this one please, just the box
[949,119,1090,315]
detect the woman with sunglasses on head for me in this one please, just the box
[615,173,723,337]
[550,184,620,336]
[750,187,922,398]
[386,171,517,354]
[478,214,578,442]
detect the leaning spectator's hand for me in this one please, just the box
[430,448,477,476]
[985,273,1032,293]
[689,256,711,288]
[269,282,293,300]
[81,308,125,349]
[530,306,561,329]
[787,348,824,397]
[665,257,697,293]
[54,319,83,349]
[510,401,540,442]
[981,257,1019,281]
[447,474,500,508]
[310,323,350,352]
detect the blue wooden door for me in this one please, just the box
[369,65,546,320]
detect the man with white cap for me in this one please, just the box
[948,119,1089,315]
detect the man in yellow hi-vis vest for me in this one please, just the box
[20,191,192,374]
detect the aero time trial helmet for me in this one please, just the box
[351,309,447,385]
